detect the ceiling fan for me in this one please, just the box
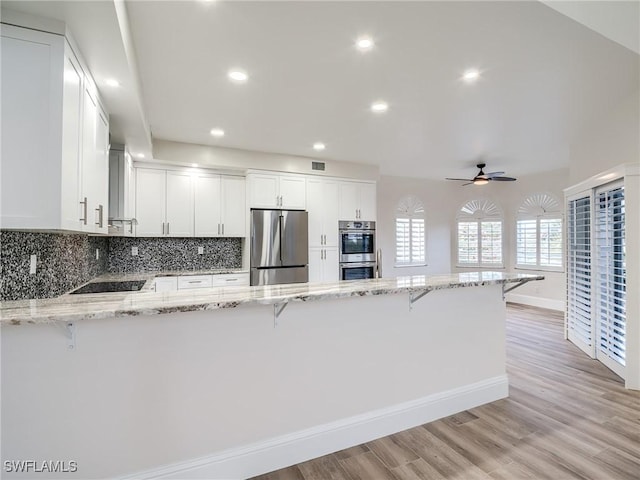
[446,163,517,186]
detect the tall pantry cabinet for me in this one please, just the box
[0,24,109,233]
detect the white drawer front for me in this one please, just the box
[212,273,250,287]
[178,275,213,289]
[154,277,178,292]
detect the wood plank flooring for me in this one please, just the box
[251,303,640,480]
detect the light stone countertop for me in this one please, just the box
[0,272,543,326]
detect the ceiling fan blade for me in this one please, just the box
[485,171,505,178]
[489,176,517,181]
[446,178,473,181]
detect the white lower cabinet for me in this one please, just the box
[154,277,178,292]
[309,247,338,283]
[154,273,249,292]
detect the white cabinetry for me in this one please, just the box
[307,178,340,247]
[154,273,249,292]
[309,247,339,283]
[194,175,246,237]
[135,169,193,237]
[247,172,306,209]
[338,181,377,221]
[108,145,135,236]
[1,24,109,232]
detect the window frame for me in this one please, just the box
[456,200,504,269]
[515,194,564,273]
[395,196,427,267]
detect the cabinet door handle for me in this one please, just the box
[217,224,220,235]
[79,197,88,224]
[222,223,224,235]
[162,222,165,235]
[167,222,170,235]
[95,205,103,228]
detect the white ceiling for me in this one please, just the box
[3,1,639,180]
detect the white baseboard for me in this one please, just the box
[506,293,565,311]
[117,375,508,480]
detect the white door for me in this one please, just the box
[166,171,194,237]
[194,175,222,236]
[323,181,340,247]
[358,183,377,221]
[60,49,83,231]
[308,247,324,283]
[93,106,109,234]
[248,174,279,208]
[338,182,359,220]
[279,175,306,209]
[566,194,594,357]
[323,247,339,282]
[306,179,324,247]
[135,169,166,237]
[80,83,97,232]
[594,183,626,378]
[221,176,246,237]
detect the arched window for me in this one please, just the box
[395,195,426,266]
[457,199,503,267]
[516,193,562,270]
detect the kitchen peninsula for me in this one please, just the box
[1,272,542,479]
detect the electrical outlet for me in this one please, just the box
[29,254,37,274]
[198,246,204,255]
[131,246,139,256]
[96,248,100,260]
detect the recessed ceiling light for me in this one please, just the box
[192,163,199,167]
[313,142,326,151]
[370,101,388,113]
[228,70,248,83]
[356,36,374,51]
[210,128,225,137]
[462,69,480,82]
[135,153,145,159]
[105,79,120,87]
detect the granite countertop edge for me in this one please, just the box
[1,273,544,326]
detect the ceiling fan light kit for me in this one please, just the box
[446,162,517,186]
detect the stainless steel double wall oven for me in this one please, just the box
[338,220,377,280]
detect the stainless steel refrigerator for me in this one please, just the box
[250,209,309,286]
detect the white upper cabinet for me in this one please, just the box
[220,176,246,236]
[194,174,246,237]
[135,169,167,237]
[0,24,109,232]
[307,178,340,248]
[136,169,193,237]
[165,172,194,237]
[338,181,377,221]
[247,172,306,209]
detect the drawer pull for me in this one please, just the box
[226,278,238,282]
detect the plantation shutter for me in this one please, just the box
[539,218,563,267]
[410,218,425,263]
[567,195,592,356]
[595,184,626,377]
[516,219,537,265]
[395,218,410,264]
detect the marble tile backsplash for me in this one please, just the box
[1,231,109,301]
[1,232,244,300]
[107,237,242,273]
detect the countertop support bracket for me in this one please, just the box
[502,279,534,300]
[65,322,76,351]
[409,290,431,311]
[273,302,288,327]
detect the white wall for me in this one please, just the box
[376,175,455,278]
[377,169,569,310]
[153,139,379,181]
[569,89,640,185]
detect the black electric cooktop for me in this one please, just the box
[70,280,147,294]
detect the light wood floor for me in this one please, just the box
[252,303,640,480]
